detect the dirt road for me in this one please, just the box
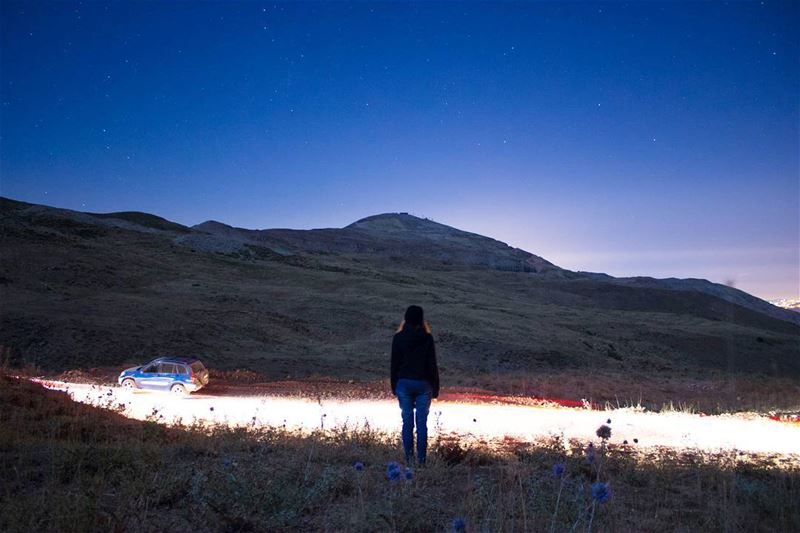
[37,380,800,457]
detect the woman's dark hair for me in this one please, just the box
[405,305,424,325]
[397,305,431,334]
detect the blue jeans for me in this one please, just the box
[396,378,432,464]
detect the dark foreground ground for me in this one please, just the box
[1,374,798,532]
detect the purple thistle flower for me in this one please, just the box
[551,463,566,478]
[404,467,413,480]
[353,461,364,471]
[586,443,596,465]
[596,424,612,440]
[386,461,402,481]
[451,517,467,532]
[591,481,612,503]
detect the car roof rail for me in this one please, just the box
[159,356,199,363]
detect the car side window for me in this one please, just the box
[142,364,159,374]
[177,365,189,375]
[159,363,176,374]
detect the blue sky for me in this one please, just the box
[1,1,797,299]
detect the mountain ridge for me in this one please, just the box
[1,196,797,326]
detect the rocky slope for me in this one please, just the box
[192,212,558,273]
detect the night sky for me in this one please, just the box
[1,1,797,300]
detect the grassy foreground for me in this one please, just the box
[1,375,798,532]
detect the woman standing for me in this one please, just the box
[391,305,440,465]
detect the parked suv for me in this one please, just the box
[118,357,209,395]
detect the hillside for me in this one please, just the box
[192,213,798,325]
[1,197,798,398]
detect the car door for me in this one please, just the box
[175,364,190,386]
[153,363,177,390]
[138,363,162,389]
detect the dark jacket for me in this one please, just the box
[391,326,440,398]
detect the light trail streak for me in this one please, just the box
[36,380,800,458]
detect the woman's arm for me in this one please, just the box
[428,336,440,399]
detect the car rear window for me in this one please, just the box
[190,362,205,373]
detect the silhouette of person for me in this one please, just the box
[391,305,440,465]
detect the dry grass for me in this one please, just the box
[1,374,798,532]
[469,370,800,415]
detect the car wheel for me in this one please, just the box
[122,378,136,390]
[170,383,187,396]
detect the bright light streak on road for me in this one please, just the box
[37,381,800,458]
